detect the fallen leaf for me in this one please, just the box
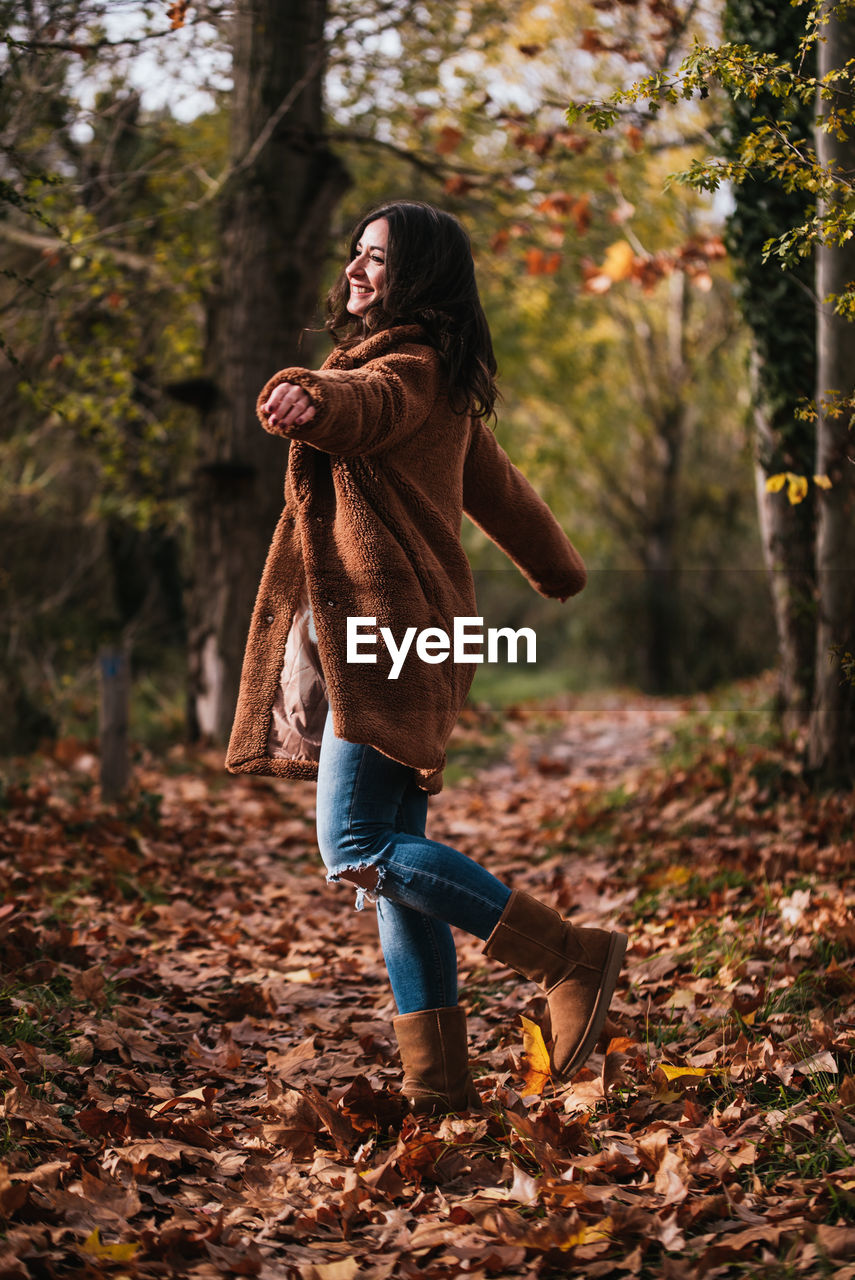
[81,1227,141,1260]
[520,1015,551,1096]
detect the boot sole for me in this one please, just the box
[552,930,628,1079]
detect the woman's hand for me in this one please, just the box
[263,382,317,428]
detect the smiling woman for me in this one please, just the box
[324,200,499,419]
[345,218,388,316]
[226,199,625,1120]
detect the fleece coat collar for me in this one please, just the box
[225,325,587,793]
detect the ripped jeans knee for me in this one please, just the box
[313,715,509,937]
[312,716,511,1014]
[317,819,396,909]
[316,715,429,910]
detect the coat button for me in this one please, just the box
[264,614,274,624]
[315,515,324,523]
[327,600,335,607]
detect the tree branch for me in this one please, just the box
[0,222,170,279]
[4,10,229,56]
[185,42,329,210]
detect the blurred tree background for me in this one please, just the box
[4,0,841,766]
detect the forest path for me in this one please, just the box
[476,689,686,787]
[9,676,851,1280]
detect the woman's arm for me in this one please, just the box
[257,345,443,458]
[462,419,587,600]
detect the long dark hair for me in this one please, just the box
[326,201,499,421]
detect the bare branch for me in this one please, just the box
[4,10,229,56]
[0,222,170,279]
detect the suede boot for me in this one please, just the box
[483,889,627,1079]
[392,1006,481,1117]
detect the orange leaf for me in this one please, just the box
[521,1015,551,1095]
[537,192,577,217]
[555,130,590,155]
[443,174,475,196]
[513,130,555,156]
[580,28,608,52]
[572,194,591,233]
[436,126,463,155]
[525,248,562,276]
[166,1,188,29]
[601,240,636,282]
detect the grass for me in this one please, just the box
[0,984,72,1053]
[759,969,843,1022]
[658,674,785,772]
[750,1104,853,1191]
[0,976,88,1156]
[468,660,599,707]
[442,735,513,786]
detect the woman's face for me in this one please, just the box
[345,217,389,317]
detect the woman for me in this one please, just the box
[226,200,626,1115]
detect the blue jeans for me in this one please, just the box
[316,711,512,1014]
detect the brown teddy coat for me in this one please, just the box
[225,324,587,793]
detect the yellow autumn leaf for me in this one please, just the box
[657,1062,712,1081]
[644,865,688,889]
[521,1015,552,1076]
[82,1228,141,1261]
[520,1016,552,1096]
[765,473,787,493]
[601,240,635,282]
[814,473,833,489]
[787,473,809,504]
[560,1216,614,1249]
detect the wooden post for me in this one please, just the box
[98,645,130,803]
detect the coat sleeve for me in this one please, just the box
[462,419,587,599]
[256,345,443,458]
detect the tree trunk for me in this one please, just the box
[808,2,855,781]
[752,376,816,733]
[723,0,817,730]
[188,0,349,742]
